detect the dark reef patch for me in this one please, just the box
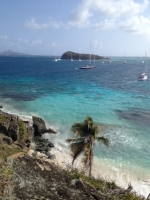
[1,92,38,101]
[115,108,150,126]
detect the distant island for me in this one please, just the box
[61,51,109,60]
[0,50,30,56]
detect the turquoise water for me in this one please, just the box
[0,56,150,196]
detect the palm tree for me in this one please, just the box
[66,116,109,176]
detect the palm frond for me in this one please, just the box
[96,136,109,147]
[66,138,79,143]
[71,116,100,138]
[71,123,88,137]
[70,141,86,165]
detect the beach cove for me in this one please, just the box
[0,109,148,199]
[0,56,150,198]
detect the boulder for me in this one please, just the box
[32,116,46,136]
[46,127,57,134]
[0,111,34,148]
[34,136,54,154]
[0,110,12,134]
[2,136,13,145]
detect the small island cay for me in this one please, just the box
[61,51,108,60]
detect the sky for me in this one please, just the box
[1,0,150,57]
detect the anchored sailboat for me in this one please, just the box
[80,39,95,69]
[139,51,148,80]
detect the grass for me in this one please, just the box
[0,134,23,161]
[71,169,145,200]
[19,119,27,139]
[0,162,13,197]
[0,116,7,123]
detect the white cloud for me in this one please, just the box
[18,38,42,47]
[52,42,59,48]
[119,15,150,39]
[0,35,8,40]
[25,18,48,29]
[93,19,116,30]
[90,0,148,18]
[31,39,42,46]
[68,2,93,28]
[25,18,63,29]
[92,40,103,49]
[0,36,43,49]
[24,0,150,40]
[68,0,148,27]
[68,0,150,39]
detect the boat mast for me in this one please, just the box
[90,38,91,65]
[145,51,147,74]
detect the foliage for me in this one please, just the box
[0,115,6,123]
[71,169,145,200]
[66,116,109,176]
[0,163,13,197]
[19,120,27,139]
[61,51,105,60]
[0,134,22,161]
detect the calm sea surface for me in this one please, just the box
[0,56,150,197]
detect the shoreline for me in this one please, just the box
[45,142,150,198]
[0,105,150,198]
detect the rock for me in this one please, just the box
[32,116,46,136]
[45,152,56,159]
[71,179,84,189]
[0,111,34,148]
[0,105,3,109]
[34,136,54,155]
[46,128,57,134]
[2,136,13,145]
[8,115,19,141]
[0,110,12,134]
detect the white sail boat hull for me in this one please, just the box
[80,38,95,69]
[139,73,147,80]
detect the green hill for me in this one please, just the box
[61,51,108,60]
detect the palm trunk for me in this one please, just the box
[89,137,93,177]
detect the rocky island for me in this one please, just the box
[61,51,109,60]
[0,108,147,200]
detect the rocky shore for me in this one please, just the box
[0,109,147,200]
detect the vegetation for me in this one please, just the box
[0,134,22,161]
[0,162,13,197]
[66,116,109,176]
[70,169,145,200]
[0,134,22,197]
[19,119,27,139]
[61,51,107,60]
[0,115,6,123]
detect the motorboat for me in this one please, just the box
[139,73,147,80]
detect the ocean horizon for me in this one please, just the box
[0,56,150,197]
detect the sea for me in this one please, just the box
[0,56,150,197]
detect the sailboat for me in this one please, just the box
[80,39,95,69]
[78,54,81,62]
[54,57,58,62]
[139,51,148,80]
[123,53,126,64]
[70,52,73,61]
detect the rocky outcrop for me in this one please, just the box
[32,116,46,136]
[33,136,54,158]
[5,154,96,200]
[32,116,57,136]
[0,110,34,148]
[0,110,56,161]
